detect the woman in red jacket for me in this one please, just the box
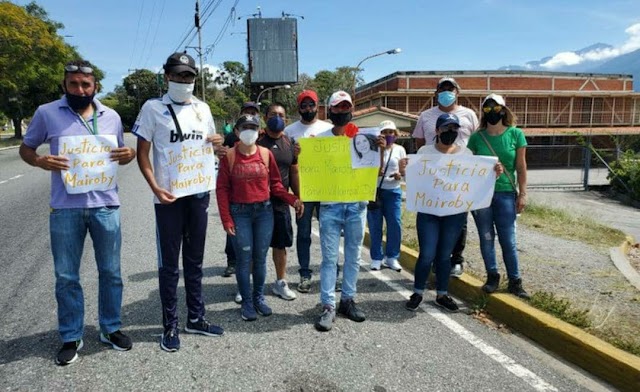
[216,114,303,321]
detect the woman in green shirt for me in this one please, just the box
[467,94,529,299]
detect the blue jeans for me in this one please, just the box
[296,201,320,278]
[367,187,402,261]
[50,207,123,342]
[414,212,467,295]
[471,192,520,280]
[319,202,367,307]
[230,201,274,302]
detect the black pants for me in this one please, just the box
[155,193,209,330]
[451,221,467,266]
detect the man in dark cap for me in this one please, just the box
[133,52,224,352]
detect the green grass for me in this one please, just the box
[519,202,626,248]
[0,137,21,148]
[528,291,592,329]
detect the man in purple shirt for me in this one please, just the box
[19,60,136,366]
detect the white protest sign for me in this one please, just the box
[405,153,498,216]
[164,142,216,198]
[59,135,118,194]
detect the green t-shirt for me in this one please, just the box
[467,126,527,192]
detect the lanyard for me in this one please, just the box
[77,109,98,135]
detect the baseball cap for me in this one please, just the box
[163,52,197,75]
[379,120,397,131]
[297,90,319,105]
[436,113,461,129]
[241,102,260,112]
[482,93,506,107]
[235,114,261,129]
[437,77,460,90]
[328,90,353,107]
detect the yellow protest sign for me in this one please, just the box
[298,137,378,202]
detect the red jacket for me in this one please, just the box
[216,147,297,230]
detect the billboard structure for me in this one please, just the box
[247,17,298,85]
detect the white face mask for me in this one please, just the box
[239,129,259,146]
[167,81,194,103]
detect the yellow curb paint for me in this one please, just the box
[363,229,640,391]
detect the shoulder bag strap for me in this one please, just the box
[478,131,518,194]
[166,104,183,141]
[377,146,394,189]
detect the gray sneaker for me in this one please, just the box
[314,305,336,332]
[298,276,311,293]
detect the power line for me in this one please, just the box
[143,0,166,67]
[136,0,157,66]
[127,0,146,71]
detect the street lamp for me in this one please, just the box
[256,84,292,107]
[352,48,402,99]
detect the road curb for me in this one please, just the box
[363,231,640,392]
[0,144,20,151]
[610,238,640,291]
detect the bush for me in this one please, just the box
[607,150,640,200]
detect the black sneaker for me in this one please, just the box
[222,265,235,277]
[55,339,83,366]
[160,328,180,352]
[100,330,132,351]
[405,293,423,311]
[482,272,501,293]
[337,298,365,322]
[185,318,224,337]
[434,295,459,312]
[508,278,531,299]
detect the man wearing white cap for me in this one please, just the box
[313,91,386,332]
[412,77,479,277]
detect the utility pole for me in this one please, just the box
[195,0,205,101]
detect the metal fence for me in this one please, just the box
[527,145,616,189]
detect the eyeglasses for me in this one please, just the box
[299,102,316,110]
[482,105,503,113]
[64,65,94,74]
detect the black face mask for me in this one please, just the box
[66,93,95,112]
[485,111,504,125]
[299,110,317,122]
[328,111,352,127]
[439,131,458,145]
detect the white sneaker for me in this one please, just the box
[234,292,242,304]
[451,264,463,278]
[384,258,402,272]
[272,280,297,300]
[370,259,383,271]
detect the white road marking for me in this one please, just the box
[0,174,23,185]
[311,227,558,392]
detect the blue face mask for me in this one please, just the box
[266,116,285,132]
[437,91,456,107]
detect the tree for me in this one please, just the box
[0,2,102,138]
[312,67,361,103]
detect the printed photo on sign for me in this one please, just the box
[164,141,217,198]
[59,135,118,195]
[405,153,498,216]
[350,127,380,169]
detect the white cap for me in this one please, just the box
[379,120,397,131]
[328,90,353,107]
[482,93,506,107]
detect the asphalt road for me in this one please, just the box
[0,135,615,391]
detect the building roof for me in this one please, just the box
[523,127,640,136]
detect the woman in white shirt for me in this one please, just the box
[405,114,502,313]
[368,121,407,272]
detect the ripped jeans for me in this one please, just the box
[471,192,520,280]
